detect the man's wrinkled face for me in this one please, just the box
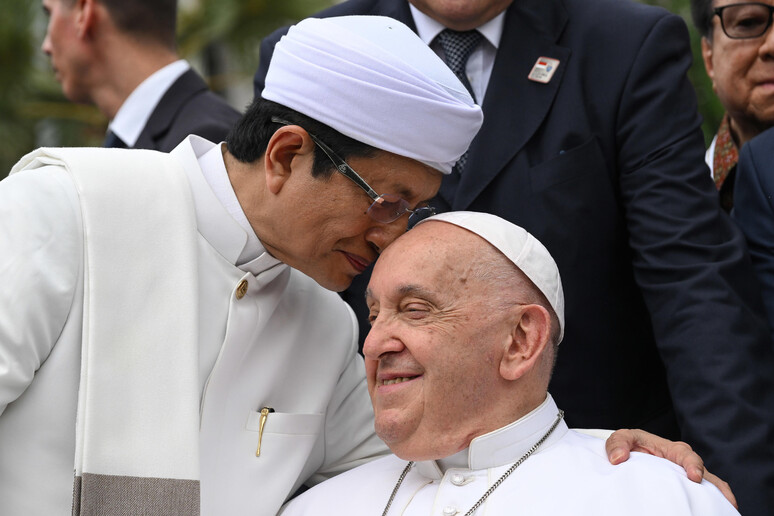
[409,0,513,30]
[703,0,774,140]
[363,222,514,460]
[262,150,441,293]
[41,0,92,103]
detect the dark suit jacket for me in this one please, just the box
[734,127,774,342]
[133,68,241,152]
[255,0,774,512]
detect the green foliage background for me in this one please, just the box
[0,0,722,180]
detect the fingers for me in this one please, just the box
[604,429,737,509]
[655,438,703,483]
[605,429,705,481]
[605,428,635,465]
[704,470,738,509]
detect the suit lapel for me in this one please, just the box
[449,0,569,210]
[134,69,208,150]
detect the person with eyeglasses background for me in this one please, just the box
[692,0,774,211]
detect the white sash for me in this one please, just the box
[12,147,201,514]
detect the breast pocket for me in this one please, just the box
[528,137,606,193]
[238,411,326,508]
[245,410,324,463]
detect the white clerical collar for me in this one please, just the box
[197,142,270,268]
[409,4,505,49]
[108,60,190,147]
[174,136,282,276]
[419,393,568,478]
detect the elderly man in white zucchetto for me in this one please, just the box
[281,211,739,516]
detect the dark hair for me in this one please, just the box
[691,0,716,39]
[226,98,377,178]
[101,0,177,50]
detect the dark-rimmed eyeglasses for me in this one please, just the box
[271,117,436,228]
[714,2,774,39]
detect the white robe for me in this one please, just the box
[0,136,387,516]
[281,395,739,516]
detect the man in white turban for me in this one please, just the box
[280,212,740,516]
[0,15,481,516]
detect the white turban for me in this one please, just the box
[262,15,483,174]
[418,211,565,342]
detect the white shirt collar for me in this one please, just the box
[408,4,505,49]
[417,393,568,478]
[108,60,190,147]
[172,136,282,276]
[198,142,269,268]
[705,134,717,175]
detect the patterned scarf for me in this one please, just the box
[711,114,738,212]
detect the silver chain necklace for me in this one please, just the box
[381,410,564,516]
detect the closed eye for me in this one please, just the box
[403,302,431,319]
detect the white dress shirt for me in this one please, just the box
[409,5,504,104]
[108,60,190,146]
[706,134,717,176]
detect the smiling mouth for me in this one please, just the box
[381,375,419,386]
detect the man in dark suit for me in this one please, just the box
[733,126,774,341]
[254,1,774,513]
[41,0,239,150]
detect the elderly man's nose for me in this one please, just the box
[362,325,383,359]
[363,319,404,359]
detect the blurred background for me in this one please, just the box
[0,0,721,179]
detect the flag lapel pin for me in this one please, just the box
[528,57,560,83]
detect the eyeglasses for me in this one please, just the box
[271,117,435,228]
[714,2,774,39]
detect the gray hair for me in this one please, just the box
[470,243,562,353]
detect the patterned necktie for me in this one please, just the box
[103,130,127,149]
[435,29,483,102]
[435,29,482,173]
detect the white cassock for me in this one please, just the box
[0,136,387,516]
[281,395,739,516]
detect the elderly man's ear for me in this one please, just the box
[499,304,553,382]
[700,37,717,90]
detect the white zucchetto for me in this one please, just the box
[418,211,565,342]
[262,15,484,175]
